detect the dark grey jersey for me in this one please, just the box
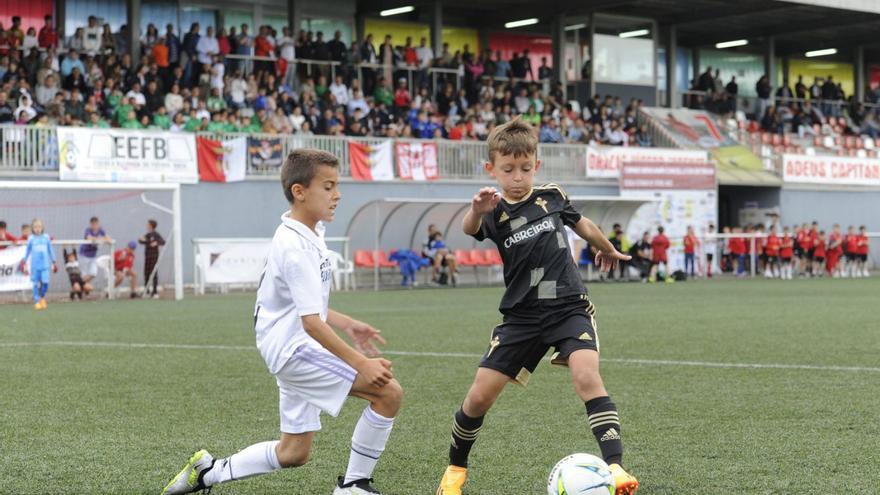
[471,184,585,312]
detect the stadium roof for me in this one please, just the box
[359,0,880,58]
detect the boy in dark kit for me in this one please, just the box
[139,219,166,298]
[437,119,639,495]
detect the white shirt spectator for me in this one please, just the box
[278,35,295,61]
[329,81,349,105]
[210,62,225,91]
[347,93,369,115]
[82,26,102,55]
[125,89,146,107]
[23,34,39,53]
[416,45,433,69]
[196,35,219,65]
[230,77,247,105]
[164,92,183,116]
[195,106,211,121]
[289,112,305,132]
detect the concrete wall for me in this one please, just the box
[180,179,620,282]
[780,187,880,230]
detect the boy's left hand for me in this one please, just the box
[594,250,631,272]
[52,263,58,273]
[344,320,387,357]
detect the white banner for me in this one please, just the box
[58,127,198,183]
[0,246,31,292]
[198,241,271,285]
[782,154,880,186]
[587,146,708,178]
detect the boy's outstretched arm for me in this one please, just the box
[463,187,501,235]
[302,313,393,388]
[574,217,631,271]
[327,309,386,357]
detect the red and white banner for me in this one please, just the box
[396,142,439,181]
[587,146,708,178]
[782,154,880,186]
[349,140,394,181]
[197,137,247,182]
[620,161,716,190]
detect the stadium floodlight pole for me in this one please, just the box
[0,181,184,300]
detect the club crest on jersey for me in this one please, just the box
[498,211,510,223]
[535,197,548,213]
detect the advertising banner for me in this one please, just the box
[586,146,707,178]
[782,154,880,186]
[0,245,31,292]
[58,127,198,183]
[198,241,271,285]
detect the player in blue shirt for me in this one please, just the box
[22,219,57,310]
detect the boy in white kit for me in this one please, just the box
[161,149,403,495]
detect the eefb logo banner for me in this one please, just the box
[0,246,31,292]
[58,127,198,183]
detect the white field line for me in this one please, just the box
[1,340,879,373]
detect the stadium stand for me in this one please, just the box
[0,18,651,147]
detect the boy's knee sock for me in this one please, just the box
[32,283,40,303]
[345,406,394,484]
[449,407,484,468]
[203,440,281,486]
[40,282,49,298]
[585,396,623,466]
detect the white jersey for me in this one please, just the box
[254,213,332,374]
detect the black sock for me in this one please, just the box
[586,396,623,466]
[449,408,484,468]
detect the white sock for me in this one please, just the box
[344,406,394,484]
[204,440,281,486]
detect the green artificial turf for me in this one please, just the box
[2,278,879,494]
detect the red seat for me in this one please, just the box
[374,250,397,268]
[771,134,782,146]
[454,249,475,266]
[813,136,822,147]
[354,250,376,268]
[470,249,492,266]
[782,134,792,146]
[484,249,503,266]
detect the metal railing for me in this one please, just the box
[0,124,641,182]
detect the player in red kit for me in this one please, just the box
[857,226,870,278]
[649,226,671,283]
[779,226,794,280]
[812,231,827,277]
[826,224,843,277]
[764,226,781,278]
[683,226,698,279]
[729,227,747,277]
[844,226,859,278]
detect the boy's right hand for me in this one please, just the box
[472,187,501,215]
[357,357,394,388]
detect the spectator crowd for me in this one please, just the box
[0,14,652,146]
[688,66,880,141]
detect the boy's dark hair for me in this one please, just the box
[90,216,99,223]
[658,226,665,234]
[148,219,158,229]
[281,149,339,203]
[486,117,538,162]
[0,221,6,229]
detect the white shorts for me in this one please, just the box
[80,257,98,278]
[274,345,356,434]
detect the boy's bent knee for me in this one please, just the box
[276,446,310,468]
[374,379,403,414]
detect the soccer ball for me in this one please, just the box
[547,453,615,495]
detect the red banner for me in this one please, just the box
[396,142,439,181]
[620,161,715,190]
